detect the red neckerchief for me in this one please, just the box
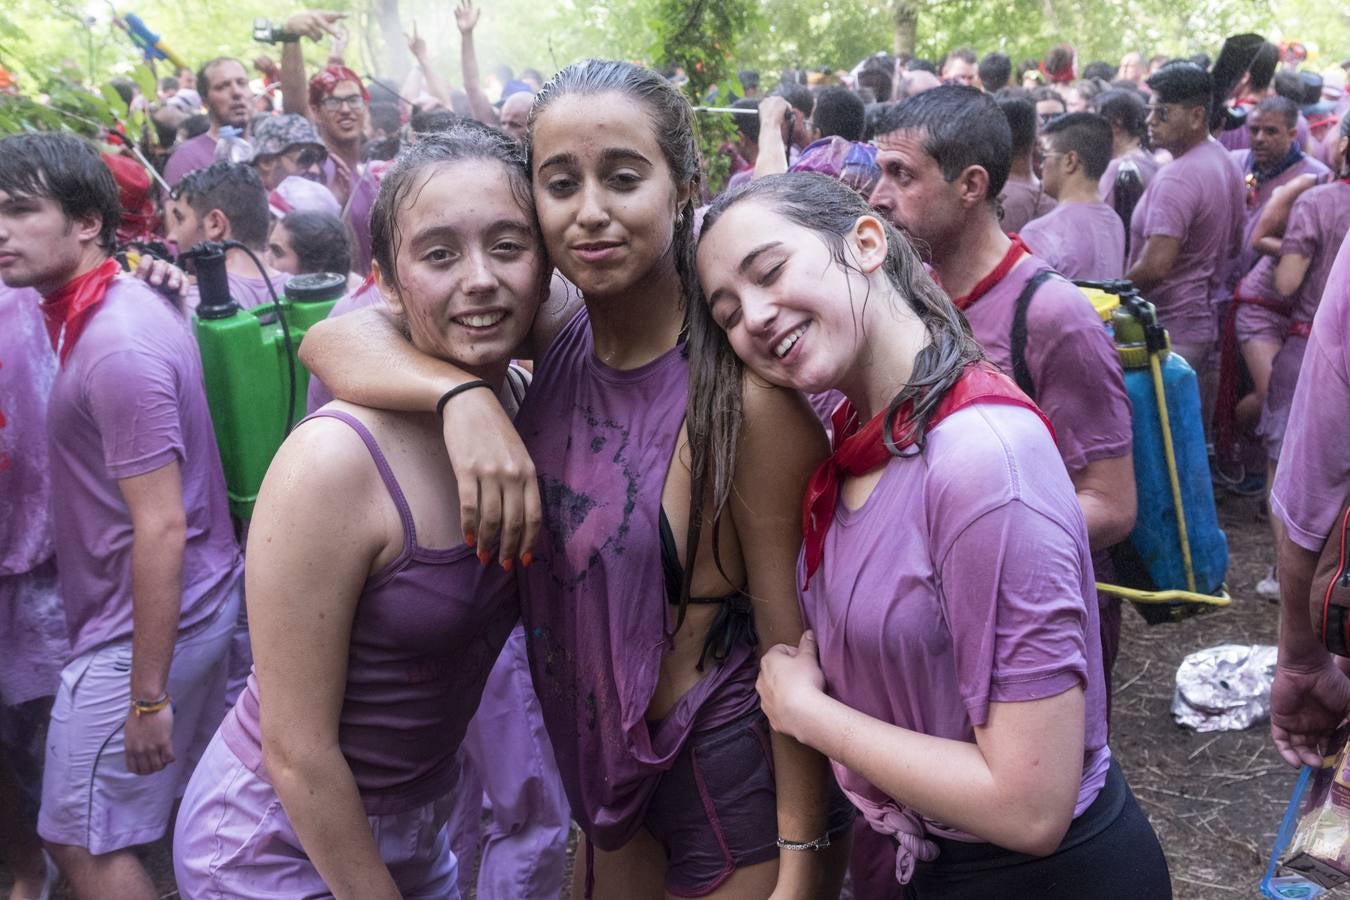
[40,257,120,368]
[800,361,1055,590]
[951,235,1028,310]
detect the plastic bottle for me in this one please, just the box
[213,126,254,164]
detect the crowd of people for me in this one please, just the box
[3,7,1350,898]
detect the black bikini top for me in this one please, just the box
[657,508,757,670]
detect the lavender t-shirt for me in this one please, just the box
[1019,201,1126,281]
[186,270,284,313]
[801,403,1111,847]
[1228,149,1330,290]
[998,177,1056,234]
[46,276,241,658]
[322,159,378,277]
[1127,139,1245,346]
[307,279,385,412]
[1271,231,1350,551]
[1098,149,1162,203]
[164,132,218,190]
[964,257,1133,476]
[0,286,55,576]
[1280,181,1350,324]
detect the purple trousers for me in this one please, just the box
[448,625,569,899]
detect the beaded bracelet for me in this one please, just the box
[776,832,832,852]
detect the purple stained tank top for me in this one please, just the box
[513,307,759,851]
[221,409,519,815]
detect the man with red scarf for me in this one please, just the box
[0,133,241,900]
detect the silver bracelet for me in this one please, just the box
[776,832,832,852]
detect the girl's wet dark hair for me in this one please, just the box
[697,172,984,457]
[528,60,721,636]
[369,120,535,294]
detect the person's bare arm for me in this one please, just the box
[1252,174,1319,257]
[455,0,497,125]
[120,462,186,777]
[278,10,346,118]
[1274,252,1312,299]
[406,22,450,108]
[1124,234,1180,294]
[251,418,401,900]
[1070,455,1137,552]
[753,95,791,180]
[730,379,845,897]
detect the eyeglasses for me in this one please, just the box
[320,94,365,111]
[1145,104,1172,123]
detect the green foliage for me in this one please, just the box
[649,0,757,193]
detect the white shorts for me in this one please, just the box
[38,578,241,855]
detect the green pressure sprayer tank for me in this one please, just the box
[189,243,344,519]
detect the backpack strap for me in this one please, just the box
[1010,269,1058,400]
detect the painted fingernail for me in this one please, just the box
[478,549,491,566]
[464,531,476,548]
[501,558,513,573]
[521,551,533,568]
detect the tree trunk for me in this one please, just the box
[893,0,918,58]
[372,0,410,81]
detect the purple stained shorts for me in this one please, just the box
[644,709,855,897]
[38,580,238,855]
[174,732,460,899]
[1235,302,1289,346]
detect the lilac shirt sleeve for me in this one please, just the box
[1029,286,1133,474]
[937,499,1091,726]
[83,348,185,479]
[1280,192,1320,261]
[1139,171,1193,240]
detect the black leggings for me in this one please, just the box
[908,760,1172,899]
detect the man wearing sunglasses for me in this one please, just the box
[250,114,330,190]
[1125,62,1245,427]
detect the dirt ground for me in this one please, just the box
[0,492,1299,899]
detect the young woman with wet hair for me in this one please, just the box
[302,60,853,898]
[694,172,1171,898]
[173,125,544,898]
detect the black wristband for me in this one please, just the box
[273,27,300,43]
[435,380,493,417]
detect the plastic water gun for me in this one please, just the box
[111,10,188,70]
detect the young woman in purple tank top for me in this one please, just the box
[303,62,853,898]
[173,126,543,898]
[695,173,1172,898]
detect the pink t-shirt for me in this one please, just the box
[1280,181,1350,324]
[0,285,55,576]
[1098,149,1162,203]
[1019,201,1126,282]
[963,257,1133,476]
[46,275,241,658]
[998,176,1056,234]
[801,402,1111,845]
[1271,231,1350,551]
[1127,138,1245,346]
[164,132,218,190]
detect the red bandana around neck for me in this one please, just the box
[40,257,121,367]
[800,361,1056,589]
[951,234,1028,310]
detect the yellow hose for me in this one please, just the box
[1096,582,1231,606]
[1150,351,1198,593]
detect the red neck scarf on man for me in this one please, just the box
[951,234,1028,311]
[40,257,120,367]
[800,361,1055,589]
